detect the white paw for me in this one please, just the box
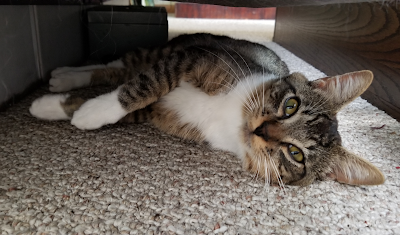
[49,71,92,92]
[51,67,75,77]
[30,94,70,120]
[71,89,128,130]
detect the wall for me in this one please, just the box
[0,5,86,106]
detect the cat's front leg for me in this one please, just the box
[70,51,187,130]
[71,69,177,130]
[71,87,128,130]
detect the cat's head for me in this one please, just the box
[242,70,384,186]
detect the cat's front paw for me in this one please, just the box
[71,90,128,130]
[49,72,91,92]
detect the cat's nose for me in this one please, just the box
[254,122,268,140]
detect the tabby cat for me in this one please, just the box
[30,33,384,186]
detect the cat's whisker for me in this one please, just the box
[310,108,336,116]
[217,44,260,110]
[207,81,248,105]
[251,78,262,109]
[194,46,241,80]
[214,44,256,109]
[305,95,329,115]
[309,92,334,113]
[226,46,262,109]
[244,77,261,109]
[205,61,240,87]
[262,67,265,115]
[267,150,286,193]
[304,90,337,115]
[308,105,334,116]
[217,43,247,79]
[262,154,270,192]
[245,85,259,111]
[310,98,329,112]
[230,47,253,77]
[206,78,254,114]
[206,59,244,88]
[208,76,255,114]
[249,154,261,183]
[195,46,257,109]
[254,155,261,182]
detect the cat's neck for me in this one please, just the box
[198,85,246,156]
[161,74,273,159]
[216,74,274,157]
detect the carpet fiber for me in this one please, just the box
[1,42,400,235]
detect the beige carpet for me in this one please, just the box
[1,20,400,234]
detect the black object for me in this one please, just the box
[87,6,168,62]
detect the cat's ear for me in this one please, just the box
[328,146,384,185]
[311,70,373,111]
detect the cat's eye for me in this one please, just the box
[288,144,304,162]
[284,97,299,117]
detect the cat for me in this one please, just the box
[29,33,384,187]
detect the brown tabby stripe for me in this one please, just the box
[90,68,131,86]
[117,49,193,112]
[60,96,86,117]
[119,106,153,123]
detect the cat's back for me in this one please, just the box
[168,33,290,78]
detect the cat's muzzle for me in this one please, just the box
[253,122,269,141]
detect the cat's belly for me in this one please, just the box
[159,81,245,157]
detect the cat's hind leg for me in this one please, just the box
[29,94,85,121]
[49,59,125,92]
[30,90,125,129]
[31,62,136,129]
[30,90,126,130]
[30,88,128,130]
[51,59,124,77]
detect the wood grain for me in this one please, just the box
[274,2,400,121]
[0,0,103,4]
[165,0,376,8]
[175,3,276,19]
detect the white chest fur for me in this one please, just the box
[160,81,246,156]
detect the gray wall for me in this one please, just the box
[0,5,86,105]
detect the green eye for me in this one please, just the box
[284,97,299,117]
[288,144,304,162]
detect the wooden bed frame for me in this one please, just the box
[274,2,400,121]
[172,0,400,121]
